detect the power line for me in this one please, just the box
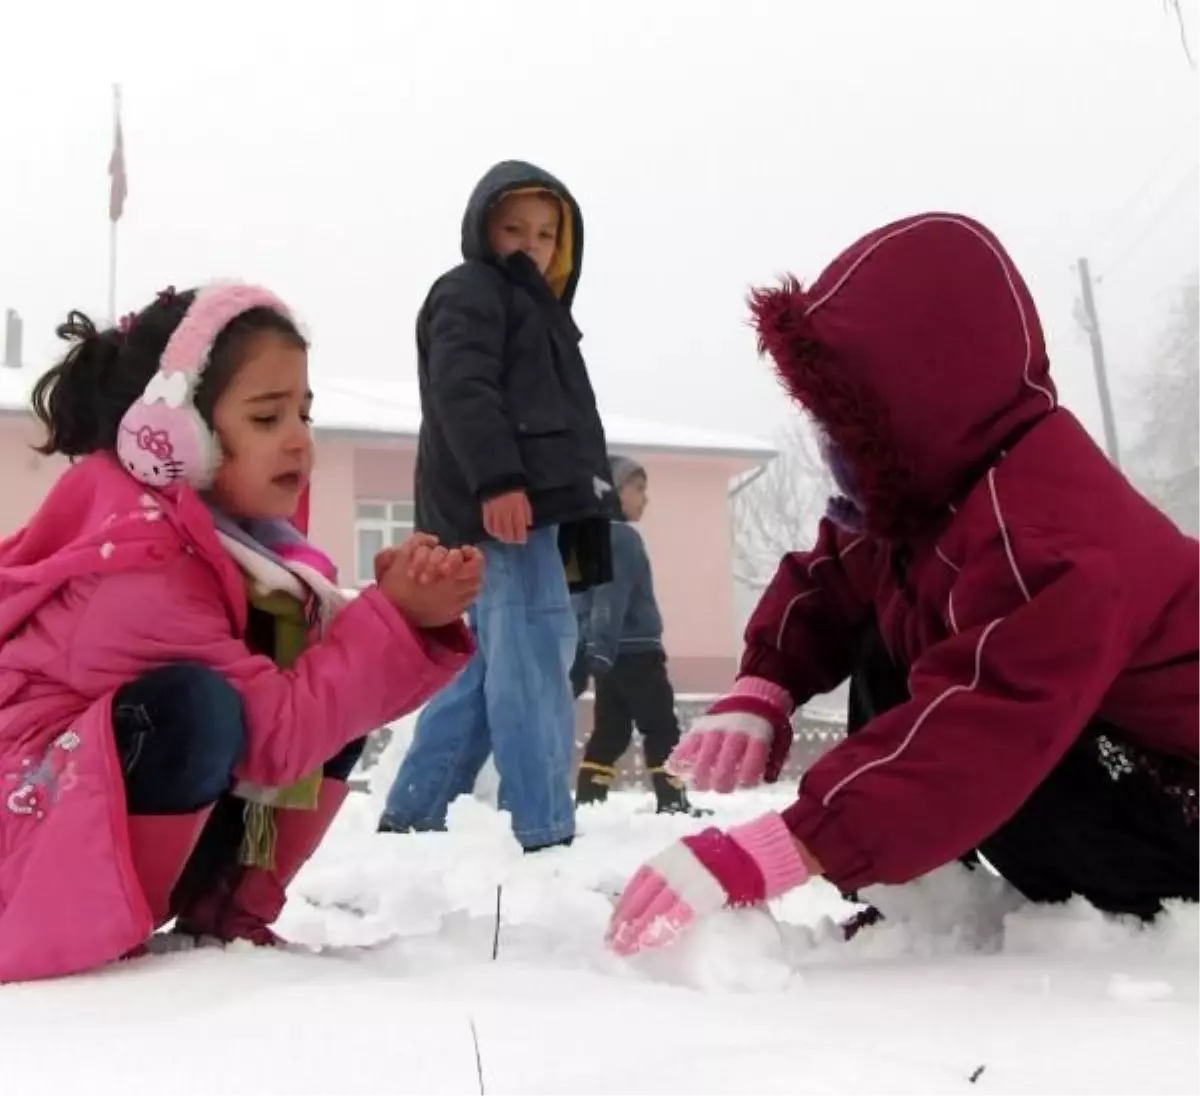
[1088,129,1196,256]
[1095,160,1199,284]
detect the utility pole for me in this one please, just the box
[1076,257,1121,468]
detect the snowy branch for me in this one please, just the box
[469,1017,486,1095]
[1165,0,1195,66]
[731,419,830,589]
[1126,271,1199,534]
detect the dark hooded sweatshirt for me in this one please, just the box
[744,212,1198,894]
[576,456,665,673]
[412,160,612,588]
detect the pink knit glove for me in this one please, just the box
[667,676,795,791]
[605,812,810,956]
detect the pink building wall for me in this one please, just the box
[0,416,71,521]
[0,418,750,691]
[617,450,744,690]
[305,440,357,576]
[337,435,746,688]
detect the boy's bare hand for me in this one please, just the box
[482,490,532,544]
[377,536,485,627]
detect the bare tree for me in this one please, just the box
[1129,272,1199,534]
[731,419,831,591]
[1164,0,1195,66]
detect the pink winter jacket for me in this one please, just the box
[0,454,473,982]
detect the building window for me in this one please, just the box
[354,500,414,586]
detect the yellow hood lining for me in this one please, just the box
[498,186,574,299]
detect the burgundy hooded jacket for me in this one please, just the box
[743,213,1198,893]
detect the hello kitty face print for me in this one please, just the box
[115,283,294,490]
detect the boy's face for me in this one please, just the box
[487,191,560,277]
[619,474,649,522]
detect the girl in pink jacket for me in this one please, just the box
[0,283,481,982]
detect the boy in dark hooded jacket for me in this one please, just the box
[606,213,1198,956]
[573,456,698,814]
[380,161,612,852]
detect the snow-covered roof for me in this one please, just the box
[312,380,775,457]
[0,367,775,459]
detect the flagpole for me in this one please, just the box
[107,84,120,325]
[108,218,118,325]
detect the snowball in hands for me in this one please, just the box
[606,812,811,956]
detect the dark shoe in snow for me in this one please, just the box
[651,770,713,816]
[575,762,616,806]
[175,778,350,947]
[376,816,447,834]
[523,835,575,854]
[840,904,884,941]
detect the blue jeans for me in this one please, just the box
[114,663,366,815]
[114,664,245,815]
[381,526,578,849]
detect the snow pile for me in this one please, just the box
[308,377,776,457]
[1,780,1195,1095]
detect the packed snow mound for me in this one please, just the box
[1,786,1195,1095]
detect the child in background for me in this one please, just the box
[0,284,480,982]
[575,456,698,814]
[607,213,1198,956]
[380,160,612,852]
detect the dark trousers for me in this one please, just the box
[570,641,590,701]
[113,663,366,903]
[847,624,1199,918]
[581,649,681,771]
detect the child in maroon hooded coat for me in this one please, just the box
[606,213,1198,956]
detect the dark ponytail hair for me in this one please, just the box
[31,289,306,459]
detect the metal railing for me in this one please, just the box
[351,695,848,792]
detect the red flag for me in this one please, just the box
[108,91,127,223]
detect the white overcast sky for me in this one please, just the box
[1,0,1196,448]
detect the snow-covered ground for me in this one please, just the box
[2,730,1196,1095]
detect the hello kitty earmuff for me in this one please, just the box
[114,283,294,490]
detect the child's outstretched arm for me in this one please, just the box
[740,518,877,701]
[67,560,474,791]
[425,269,526,505]
[669,519,877,791]
[781,528,1131,894]
[610,524,1134,956]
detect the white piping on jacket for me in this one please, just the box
[987,466,1031,604]
[820,617,1005,806]
[802,214,1056,412]
[935,545,961,573]
[820,465,1034,806]
[774,536,867,650]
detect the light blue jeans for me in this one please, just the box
[381,526,578,849]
